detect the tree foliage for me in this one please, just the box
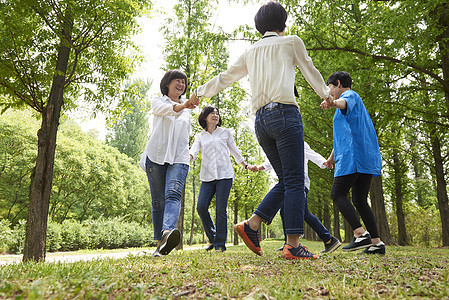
[105,78,152,162]
[0,110,151,227]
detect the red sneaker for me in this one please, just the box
[282,243,319,260]
[234,221,263,256]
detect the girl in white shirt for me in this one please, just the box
[139,70,197,257]
[190,106,253,252]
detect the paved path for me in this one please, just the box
[0,244,231,266]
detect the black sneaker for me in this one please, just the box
[215,245,226,252]
[205,244,214,251]
[321,236,341,253]
[153,245,162,257]
[159,228,181,255]
[342,232,372,252]
[275,244,285,251]
[363,242,386,255]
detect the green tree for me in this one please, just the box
[0,0,151,261]
[105,79,152,162]
[161,0,228,248]
[0,110,38,225]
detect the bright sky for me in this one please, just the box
[73,0,263,140]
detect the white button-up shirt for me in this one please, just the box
[190,127,245,182]
[139,95,191,170]
[196,31,330,114]
[262,142,326,190]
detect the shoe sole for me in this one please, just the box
[321,240,342,254]
[159,229,181,255]
[234,223,262,256]
[363,250,386,255]
[282,253,319,260]
[342,243,372,252]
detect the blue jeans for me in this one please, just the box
[254,103,306,235]
[197,179,233,249]
[145,157,189,240]
[280,188,332,242]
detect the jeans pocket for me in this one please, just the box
[263,110,286,136]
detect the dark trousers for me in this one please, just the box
[331,173,380,239]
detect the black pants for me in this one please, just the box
[331,173,379,239]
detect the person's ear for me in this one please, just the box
[336,80,341,88]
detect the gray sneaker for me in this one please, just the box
[321,237,341,253]
[159,228,181,255]
[342,232,372,252]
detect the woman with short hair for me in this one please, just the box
[139,69,197,257]
[190,1,331,260]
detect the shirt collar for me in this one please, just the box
[262,31,280,38]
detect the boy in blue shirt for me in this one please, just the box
[321,71,385,254]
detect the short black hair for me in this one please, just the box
[326,71,352,88]
[198,106,222,129]
[254,1,287,35]
[160,69,188,97]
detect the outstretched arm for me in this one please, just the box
[320,97,347,110]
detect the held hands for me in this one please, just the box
[189,92,200,106]
[320,95,334,110]
[323,159,333,169]
[324,152,334,169]
[247,164,259,172]
[184,99,197,109]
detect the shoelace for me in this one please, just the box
[295,244,314,257]
[245,224,261,247]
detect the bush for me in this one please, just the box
[46,222,62,252]
[84,217,153,249]
[406,205,442,247]
[8,220,26,254]
[59,219,89,251]
[0,219,14,253]
[2,218,154,254]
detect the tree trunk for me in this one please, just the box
[343,194,352,242]
[233,201,239,245]
[189,162,196,245]
[23,32,71,262]
[332,204,341,241]
[323,200,331,234]
[430,130,449,246]
[410,139,425,207]
[176,187,185,250]
[393,151,408,246]
[435,6,449,246]
[343,218,352,243]
[369,176,395,245]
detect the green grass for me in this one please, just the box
[0,240,448,299]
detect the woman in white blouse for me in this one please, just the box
[189,2,331,260]
[190,106,253,252]
[139,70,197,257]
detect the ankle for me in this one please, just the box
[372,238,381,245]
[286,235,301,248]
[247,217,262,231]
[353,228,367,238]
